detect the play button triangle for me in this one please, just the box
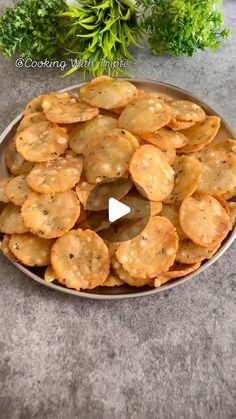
[108,197,131,223]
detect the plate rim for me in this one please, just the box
[1,78,236,300]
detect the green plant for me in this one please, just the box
[60,0,143,77]
[137,0,230,56]
[0,0,68,59]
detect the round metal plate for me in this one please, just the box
[1,79,235,300]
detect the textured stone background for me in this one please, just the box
[0,1,235,418]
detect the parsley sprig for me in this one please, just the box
[0,0,68,60]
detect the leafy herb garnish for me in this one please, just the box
[0,0,68,59]
[60,0,143,77]
[137,0,230,56]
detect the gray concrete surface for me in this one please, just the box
[0,1,236,418]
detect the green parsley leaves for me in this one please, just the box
[0,0,68,60]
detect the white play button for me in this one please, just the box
[84,177,151,241]
[108,198,131,223]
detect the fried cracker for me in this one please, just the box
[21,191,80,239]
[180,194,231,248]
[118,98,171,135]
[80,77,137,110]
[85,133,133,183]
[27,155,83,193]
[69,114,117,154]
[42,93,99,124]
[51,229,110,290]
[165,156,202,203]
[0,203,28,234]
[115,216,178,278]
[129,145,175,201]
[9,234,53,266]
[16,121,68,162]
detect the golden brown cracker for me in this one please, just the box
[16,121,68,162]
[0,203,28,234]
[160,203,186,239]
[6,175,31,206]
[51,229,110,290]
[26,155,83,193]
[168,100,206,123]
[80,77,137,109]
[42,92,99,124]
[23,95,46,115]
[21,191,80,239]
[85,133,133,183]
[177,116,221,153]
[118,98,171,135]
[180,194,231,248]
[165,156,202,203]
[115,216,178,279]
[129,145,175,201]
[154,262,200,287]
[176,239,220,265]
[9,234,53,266]
[1,235,18,262]
[5,140,34,176]
[69,114,117,154]
[197,151,236,195]
[141,127,188,150]
[112,255,153,287]
[17,112,46,134]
